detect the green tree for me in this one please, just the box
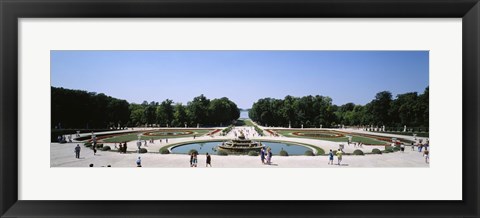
[369,91,393,126]
[173,103,188,127]
[129,104,145,126]
[187,94,210,126]
[156,99,174,126]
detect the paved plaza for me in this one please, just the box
[51,125,429,168]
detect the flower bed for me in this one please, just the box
[266,129,280,136]
[207,129,221,136]
[143,130,194,136]
[291,130,344,138]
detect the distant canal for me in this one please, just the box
[240,110,249,119]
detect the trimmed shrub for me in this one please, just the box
[393,146,401,151]
[217,150,228,156]
[304,150,315,156]
[385,147,394,152]
[160,148,170,154]
[316,148,325,155]
[95,143,104,148]
[101,146,111,151]
[222,125,234,134]
[139,148,148,153]
[84,142,92,147]
[254,126,264,136]
[353,149,364,155]
[188,149,199,155]
[248,151,259,156]
[372,148,382,154]
[279,150,289,156]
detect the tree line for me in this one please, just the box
[249,87,429,129]
[52,87,240,129]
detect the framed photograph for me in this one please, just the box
[1,0,479,217]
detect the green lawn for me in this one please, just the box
[275,130,387,145]
[243,119,255,126]
[323,136,388,145]
[376,131,429,137]
[102,129,212,143]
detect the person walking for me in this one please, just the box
[260,147,266,164]
[336,149,343,165]
[74,144,81,159]
[136,157,142,167]
[206,153,212,167]
[328,149,334,165]
[192,153,198,167]
[424,150,430,163]
[266,148,272,165]
[190,153,194,167]
[400,144,405,152]
[92,143,97,156]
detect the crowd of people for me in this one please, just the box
[260,147,273,165]
[57,135,73,143]
[412,140,430,163]
[116,142,128,153]
[327,149,343,165]
[189,152,212,167]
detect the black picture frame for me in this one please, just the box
[1,0,479,217]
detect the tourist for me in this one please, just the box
[137,141,142,153]
[136,157,142,167]
[328,149,334,165]
[92,143,97,155]
[266,148,272,165]
[190,153,194,167]
[206,153,212,167]
[400,144,405,152]
[424,150,429,163]
[123,142,128,153]
[74,144,81,159]
[193,135,196,139]
[336,149,343,165]
[192,153,198,167]
[419,143,423,152]
[118,144,123,153]
[412,143,416,151]
[260,147,266,164]
[166,138,168,143]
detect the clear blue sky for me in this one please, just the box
[51,51,429,109]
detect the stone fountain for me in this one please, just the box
[217,131,264,152]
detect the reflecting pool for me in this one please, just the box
[170,141,313,155]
